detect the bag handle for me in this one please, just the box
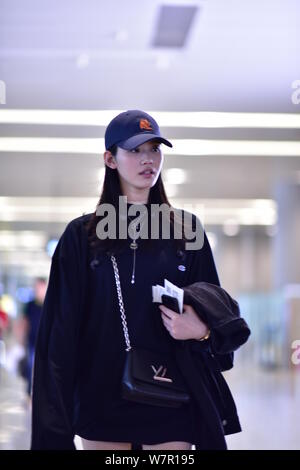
[111,255,132,352]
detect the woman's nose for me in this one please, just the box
[140,154,154,165]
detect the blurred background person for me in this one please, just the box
[22,278,47,403]
[0,297,10,381]
[0,297,9,340]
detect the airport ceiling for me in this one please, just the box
[0,0,300,236]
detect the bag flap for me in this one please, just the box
[131,348,187,393]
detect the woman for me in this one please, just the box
[31,110,249,450]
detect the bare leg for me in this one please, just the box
[142,441,192,450]
[81,438,132,450]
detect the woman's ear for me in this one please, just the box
[103,150,117,169]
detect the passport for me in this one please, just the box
[152,279,183,313]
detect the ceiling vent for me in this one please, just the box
[152,5,199,48]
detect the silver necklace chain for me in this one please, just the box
[128,212,148,284]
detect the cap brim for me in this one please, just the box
[118,133,173,150]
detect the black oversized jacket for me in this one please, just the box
[30,212,250,450]
[176,282,251,450]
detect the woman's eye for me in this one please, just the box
[130,146,160,153]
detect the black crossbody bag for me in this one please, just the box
[111,255,190,408]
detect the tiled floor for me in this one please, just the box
[224,363,300,450]
[0,359,299,450]
[0,366,31,450]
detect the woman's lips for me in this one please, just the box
[139,169,155,178]
[140,173,154,179]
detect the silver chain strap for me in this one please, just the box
[111,254,132,352]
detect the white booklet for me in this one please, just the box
[152,279,184,314]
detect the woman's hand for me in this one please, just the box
[159,303,209,341]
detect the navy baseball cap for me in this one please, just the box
[104,110,173,151]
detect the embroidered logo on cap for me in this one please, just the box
[139,119,152,131]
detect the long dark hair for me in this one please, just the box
[85,145,185,256]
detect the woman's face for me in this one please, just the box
[105,139,164,196]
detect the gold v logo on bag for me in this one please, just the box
[151,364,173,383]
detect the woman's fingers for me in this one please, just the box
[161,312,173,334]
[158,304,179,319]
[161,312,171,326]
[161,312,172,325]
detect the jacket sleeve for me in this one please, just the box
[184,282,251,356]
[31,219,87,450]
